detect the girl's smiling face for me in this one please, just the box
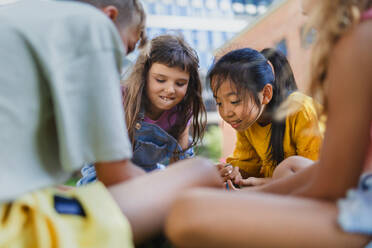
[213,80,264,131]
[146,63,190,119]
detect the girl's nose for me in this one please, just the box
[223,107,234,118]
[165,84,175,94]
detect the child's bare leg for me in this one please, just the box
[107,157,222,245]
[272,156,314,180]
[166,189,370,248]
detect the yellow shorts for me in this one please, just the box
[0,182,133,248]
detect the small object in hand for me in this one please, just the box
[224,163,233,176]
[135,123,141,130]
[226,182,229,190]
[233,183,241,189]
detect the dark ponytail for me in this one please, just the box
[261,48,298,165]
[208,47,298,166]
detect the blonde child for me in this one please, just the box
[210,47,322,186]
[166,0,372,247]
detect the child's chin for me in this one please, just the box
[233,125,246,131]
[158,104,175,111]
[230,125,240,131]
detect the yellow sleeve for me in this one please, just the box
[291,100,323,161]
[226,131,261,177]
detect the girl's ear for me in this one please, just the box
[262,84,273,105]
[101,5,119,22]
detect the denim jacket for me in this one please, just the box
[77,112,194,186]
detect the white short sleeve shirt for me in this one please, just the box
[0,0,132,202]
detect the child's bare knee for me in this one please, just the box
[282,156,305,165]
[273,156,313,179]
[273,156,302,179]
[273,163,291,179]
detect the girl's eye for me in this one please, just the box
[156,79,166,83]
[215,102,222,106]
[231,100,241,105]
[176,82,187,87]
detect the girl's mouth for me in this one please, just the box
[159,96,175,102]
[229,120,242,129]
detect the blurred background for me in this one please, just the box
[123,0,315,162]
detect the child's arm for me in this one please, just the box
[95,159,146,186]
[178,124,191,151]
[292,23,372,200]
[243,162,318,194]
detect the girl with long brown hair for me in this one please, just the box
[78,34,206,185]
[123,34,206,171]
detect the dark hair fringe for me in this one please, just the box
[208,47,297,165]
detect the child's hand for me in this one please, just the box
[216,163,232,178]
[237,177,272,187]
[216,163,242,183]
[225,180,240,191]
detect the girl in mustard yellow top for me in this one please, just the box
[209,47,323,186]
